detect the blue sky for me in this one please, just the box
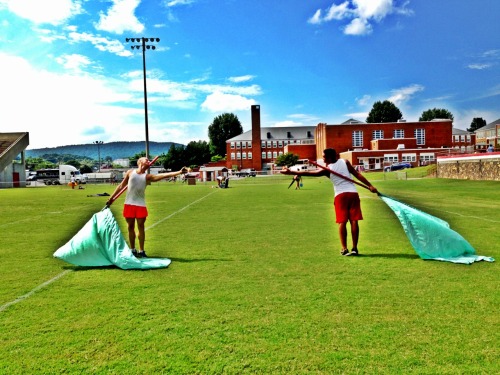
[1,0,499,149]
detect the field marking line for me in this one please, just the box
[146,190,217,231]
[1,191,216,313]
[0,270,72,312]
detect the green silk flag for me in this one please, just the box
[54,208,171,269]
[379,194,494,264]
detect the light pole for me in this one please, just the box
[125,37,160,161]
[93,141,103,172]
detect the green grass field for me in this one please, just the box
[1,173,498,374]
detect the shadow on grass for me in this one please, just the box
[62,257,231,271]
[168,257,232,263]
[359,253,420,259]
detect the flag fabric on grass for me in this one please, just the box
[379,194,494,265]
[53,208,171,269]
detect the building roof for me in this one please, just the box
[228,126,315,142]
[452,127,473,135]
[475,118,500,132]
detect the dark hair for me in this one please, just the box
[323,148,337,162]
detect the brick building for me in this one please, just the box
[225,105,464,172]
[475,118,500,151]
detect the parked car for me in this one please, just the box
[384,162,412,172]
[236,168,257,177]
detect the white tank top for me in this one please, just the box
[328,159,357,196]
[124,170,147,207]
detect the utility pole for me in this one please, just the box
[93,141,103,172]
[125,37,160,161]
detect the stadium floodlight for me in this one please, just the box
[124,37,160,161]
[93,141,103,172]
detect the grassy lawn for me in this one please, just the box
[1,173,498,374]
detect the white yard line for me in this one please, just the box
[1,191,216,313]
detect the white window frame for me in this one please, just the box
[393,129,404,139]
[415,128,425,145]
[372,130,384,140]
[352,130,363,147]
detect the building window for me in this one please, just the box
[384,154,399,163]
[420,153,435,162]
[273,151,278,158]
[230,142,235,149]
[267,151,272,159]
[278,140,283,147]
[262,152,266,159]
[372,130,384,140]
[248,152,252,159]
[236,152,241,160]
[272,141,277,148]
[393,129,404,138]
[261,141,266,148]
[242,142,246,149]
[352,131,363,147]
[402,154,416,162]
[247,141,252,148]
[230,152,235,160]
[278,151,283,157]
[267,141,272,148]
[414,128,425,145]
[242,152,247,159]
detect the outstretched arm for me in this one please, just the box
[280,166,329,178]
[346,161,378,193]
[148,167,189,182]
[106,170,131,206]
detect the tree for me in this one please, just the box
[419,108,454,121]
[208,113,243,157]
[275,152,299,167]
[163,144,186,170]
[467,117,487,132]
[366,101,403,123]
[184,140,211,168]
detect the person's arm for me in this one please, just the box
[106,170,131,206]
[280,166,329,177]
[148,167,189,182]
[346,160,378,193]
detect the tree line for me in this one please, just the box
[27,102,489,172]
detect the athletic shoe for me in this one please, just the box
[346,249,359,256]
[131,249,138,257]
[137,251,147,258]
[340,249,349,256]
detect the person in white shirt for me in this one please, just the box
[107,157,188,258]
[281,148,377,256]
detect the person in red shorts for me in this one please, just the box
[107,157,188,258]
[281,148,378,256]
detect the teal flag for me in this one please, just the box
[54,209,171,269]
[379,194,494,264]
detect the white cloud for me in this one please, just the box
[344,18,372,35]
[308,0,412,36]
[467,64,492,70]
[94,0,144,34]
[356,94,371,106]
[201,91,256,112]
[55,53,91,72]
[387,84,424,106]
[228,75,255,83]
[166,0,195,6]
[68,31,133,57]
[0,0,83,25]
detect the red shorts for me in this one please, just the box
[123,204,148,219]
[334,192,363,223]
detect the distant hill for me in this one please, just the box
[26,141,183,161]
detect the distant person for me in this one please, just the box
[487,144,494,152]
[106,157,188,258]
[69,175,76,189]
[281,148,378,256]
